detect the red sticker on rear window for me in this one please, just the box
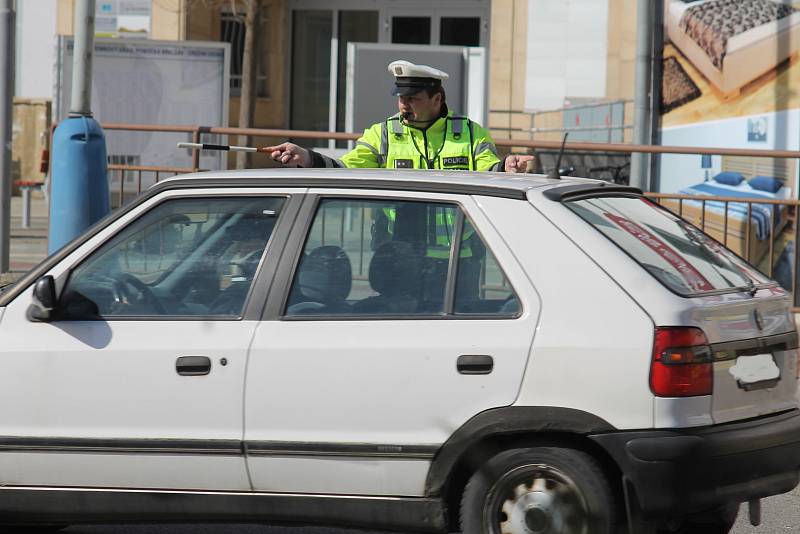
[604,212,714,292]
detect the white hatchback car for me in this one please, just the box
[1,169,799,534]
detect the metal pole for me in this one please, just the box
[0,0,15,272]
[21,186,29,229]
[49,0,109,254]
[648,0,664,192]
[70,0,95,117]
[630,0,653,191]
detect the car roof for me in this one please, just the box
[154,168,609,201]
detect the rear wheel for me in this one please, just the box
[460,447,616,534]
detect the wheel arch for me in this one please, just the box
[424,406,623,530]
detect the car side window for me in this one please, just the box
[284,198,518,318]
[59,196,284,319]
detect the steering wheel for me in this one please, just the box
[111,273,168,315]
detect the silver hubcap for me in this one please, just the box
[497,465,589,534]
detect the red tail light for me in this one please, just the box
[650,327,712,397]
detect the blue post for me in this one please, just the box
[47,117,109,254]
[48,0,109,254]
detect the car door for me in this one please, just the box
[244,190,540,496]
[0,188,302,491]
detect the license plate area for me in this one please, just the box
[729,353,781,391]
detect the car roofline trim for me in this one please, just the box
[153,177,529,201]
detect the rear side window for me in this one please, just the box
[566,197,771,296]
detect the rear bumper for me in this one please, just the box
[590,409,800,518]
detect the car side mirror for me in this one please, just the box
[27,275,57,322]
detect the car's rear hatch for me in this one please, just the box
[694,292,797,423]
[545,184,798,424]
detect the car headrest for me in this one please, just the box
[369,241,421,296]
[296,245,352,303]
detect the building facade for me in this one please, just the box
[54,0,640,153]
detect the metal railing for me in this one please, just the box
[645,193,797,285]
[95,122,800,310]
[107,163,196,208]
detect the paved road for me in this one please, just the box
[54,487,800,533]
[51,486,800,533]
[733,485,800,533]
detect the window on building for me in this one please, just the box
[221,11,268,97]
[440,17,480,46]
[392,17,431,44]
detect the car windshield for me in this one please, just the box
[565,196,772,296]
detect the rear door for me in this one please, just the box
[243,190,539,496]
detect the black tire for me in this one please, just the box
[460,447,616,534]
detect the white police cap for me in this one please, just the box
[388,60,449,96]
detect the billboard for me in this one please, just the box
[55,37,230,181]
[658,0,800,293]
[96,0,151,38]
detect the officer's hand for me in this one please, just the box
[263,142,312,167]
[504,154,535,173]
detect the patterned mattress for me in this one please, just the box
[679,0,795,69]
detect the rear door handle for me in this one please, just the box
[457,355,494,375]
[176,356,211,376]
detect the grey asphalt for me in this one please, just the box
[54,486,800,533]
[49,486,800,534]
[733,486,800,533]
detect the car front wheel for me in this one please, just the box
[460,446,616,534]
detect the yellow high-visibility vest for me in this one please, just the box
[341,111,504,172]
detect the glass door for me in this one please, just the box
[336,11,380,144]
[289,1,489,149]
[290,10,333,146]
[290,9,379,148]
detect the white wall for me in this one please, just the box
[15,0,57,99]
[525,0,609,110]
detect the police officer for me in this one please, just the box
[264,60,533,172]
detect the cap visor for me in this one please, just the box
[392,85,425,97]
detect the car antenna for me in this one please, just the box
[548,133,569,180]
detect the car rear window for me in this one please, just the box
[565,196,771,296]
